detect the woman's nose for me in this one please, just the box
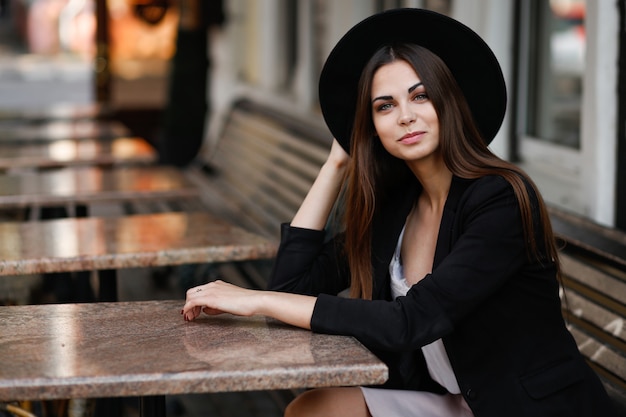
[398,110,416,125]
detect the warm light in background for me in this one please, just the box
[108,0,179,79]
[20,0,179,80]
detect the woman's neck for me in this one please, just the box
[407,159,452,212]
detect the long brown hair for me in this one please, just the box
[344,43,560,299]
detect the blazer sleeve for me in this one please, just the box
[268,223,351,296]
[311,176,537,351]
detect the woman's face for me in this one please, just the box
[370,60,440,165]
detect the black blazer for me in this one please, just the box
[269,175,615,417]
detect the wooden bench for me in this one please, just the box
[550,207,626,415]
[184,98,332,289]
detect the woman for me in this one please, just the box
[182,8,615,417]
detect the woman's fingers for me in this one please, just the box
[182,284,211,321]
[181,304,204,322]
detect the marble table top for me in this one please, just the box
[0,166,198,208]
[0,300,388,400]
[0,137,156,169]
[0,119,129,141]
[0,211,278,275]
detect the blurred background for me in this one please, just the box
[0,0,178,108]
[3,0,621,232]
[0,0,222,166]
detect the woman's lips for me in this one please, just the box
[399,131,423,144]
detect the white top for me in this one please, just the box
[390,226,461,394]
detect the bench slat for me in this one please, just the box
[563,288,626,346]
[215,140,311,211]
[231,111,329,164]
[225,121,324,182]
[570,326,626,388]
[562,254,626,305]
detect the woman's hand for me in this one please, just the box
[181,280,317,330]
[326,137,350,169]
[182,280,260,321]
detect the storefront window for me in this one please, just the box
[527,0,585,148]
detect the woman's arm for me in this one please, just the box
[268,138,351,294]
[182,280,316,329]
[290,138,349,230]
[182,140,348,325]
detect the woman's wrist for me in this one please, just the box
[325,138,350,171]
[291,156,347,230]
[257,291,315,330]
[320,159,348,180]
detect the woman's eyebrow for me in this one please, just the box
[372,95,392,104]
[372,82,423,104]
[408,82,423,93]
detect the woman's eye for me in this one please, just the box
[413,93,429,102]
[376,103,393,111]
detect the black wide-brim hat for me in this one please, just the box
[318,8,507,153]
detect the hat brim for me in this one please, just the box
[318,8,507,153]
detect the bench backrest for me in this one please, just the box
[551,208,626,414]
[194,99,331,240]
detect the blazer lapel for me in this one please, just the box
[371,184,419,300]
[433,176,473,269]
